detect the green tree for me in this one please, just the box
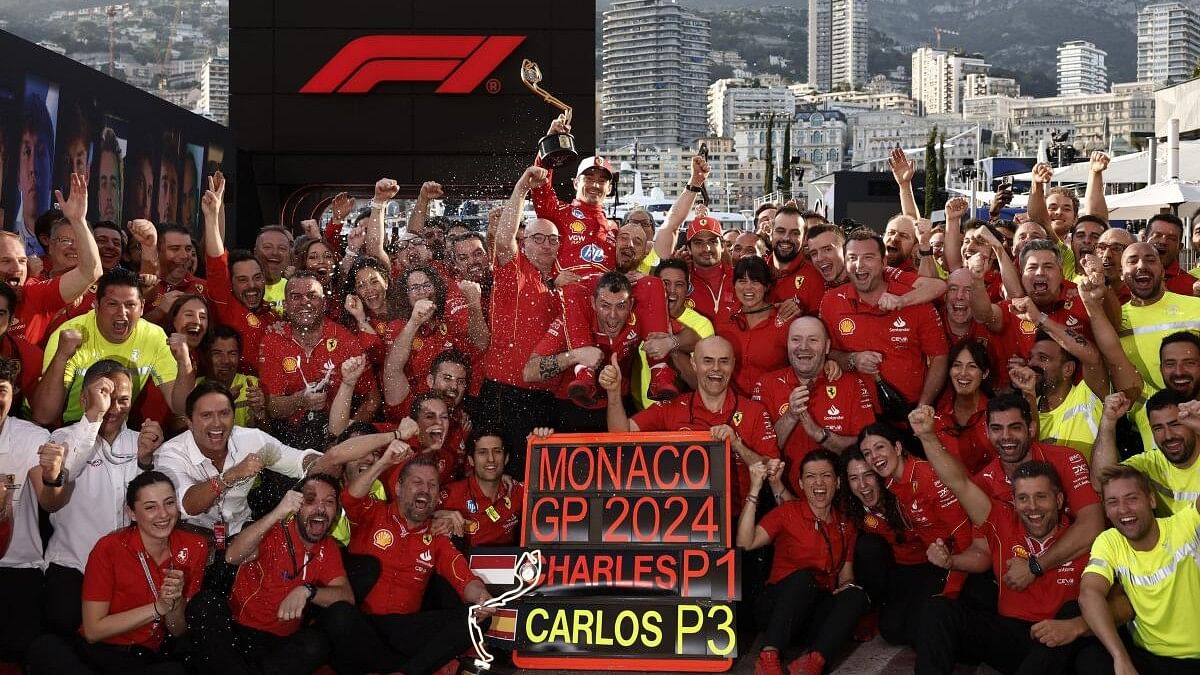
[764,114,775,194]
[780,119,793,200]
[936,131,947,211]
[924,126,938,216]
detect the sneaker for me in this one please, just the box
[755,649,784,675]
[787,651,825,675]
[567,367,598,406]
[646,365,680,401]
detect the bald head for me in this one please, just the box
[883,215,918,267]
[787,316,829,378]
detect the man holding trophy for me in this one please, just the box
[521,60,679,407]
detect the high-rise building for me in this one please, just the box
[1137,3,1200,84]
[911,47,990,115]
[807,0,867,92]
[707,79,795,138]
[1057,40,1108,96]
[198,53,229,126]
[601,0,710,148]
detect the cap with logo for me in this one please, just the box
[575,156,615,181]
[686,216,723,242]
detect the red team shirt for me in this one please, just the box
[715,307,792,396]
[820,279,950,405]
[257,320,378,425]
[933,393,994,474]
[483,251,560,389]
[687,263,739,323]
[206,252,279,375]
[230,520,346,636]
[857,507,928,566]
[14,275,67,345]
[632,391,778,511]
[530,174,614,273]
[972,442,1098,518]
[81,527,208,650]
[990,281,1092,364]
[769,257,826,315]
[439,476,524,547]
[886,458,973,595]
[342,491,481,616]
[532,314,641,408]
[759,499,856,589]
[753,367,875,490]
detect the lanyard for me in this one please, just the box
[814,513,849,583]
[280,521,313,581]
[693,266,727,313]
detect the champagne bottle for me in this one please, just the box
[874,374,911,423]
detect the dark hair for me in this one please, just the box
[335,421,379,444]
[1072,214,1109,235]
[773,204,803,221]
[203,323,243,354]
[732,255,773,290]
[753,203,777,219]
[399,453,441,483]
[410,390,446,419]
[34,208,68,244]
[594,271,634,298]
[805,223,845,246]
[1099,464,1152,499]
[450,232,486,251]
[286,269,324,294]
[799,448,840,476]
[92,219,125,243]
[1146,387,1190,417]
[295,472,343,512]
[653,258,690,280]
[1012,460,1063,494]
[293,235,333,270]
[166,294,214,344]
[468,428,506,455]
[987,391,1033,426]
[839,448,908,542]
[844,227,885,258]
[0,357,20,388]
[347,255,396,320]
[228,249,263,276]
[125,470,176,510]
[96,267,143,301]
[431,349,471,380]
[82,359,133,390]
[858,422,908,450]
[1160,331,1200,360]
[0,281,17,313]
[948,338,994,397]
[1148,213,1185,238]
[425,216,452,233]
[397,266,448,321]
[798,210,824,223]
[185,379,236,418]
[158,223,191,246]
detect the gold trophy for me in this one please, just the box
[520,59,578,168]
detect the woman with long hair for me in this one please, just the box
[934,339,995,473]
[739,450,868,675]
[27,471,207,674]
[715,256,790,395]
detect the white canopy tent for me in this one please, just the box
[1105,179,1200,220]
[1008,141,1200,184]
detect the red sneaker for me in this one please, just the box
[755,649,784,675]
[646,365,680,401]
[853,609,879,642]
[567,367,598,407]
[787,651,825,675]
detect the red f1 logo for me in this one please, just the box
[300,35,526,94]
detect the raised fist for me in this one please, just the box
[907,405,937,437]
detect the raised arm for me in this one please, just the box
[406,181,443,238]
[1026,162,1055,238]
[1079,267,1143,398]
[348,442,407,499]
[31,329,83,428]
[328,356,366,437]
[1083,152,1110,222]
[1091,393,1131,493]
[654,155,708,260]
[495,167,547,269]
[909,405,992,526]
[1011,297,1108,398]
[736,461,773,550]
[201,175,225,257]
[943,197,969,272]
[225,490,303,565]
[458,280,489,351]
[365,179,395,269]
[888,146,920,219]
[56,173,103,303]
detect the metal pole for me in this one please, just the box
[1148,137,1158,185]
[970,124,980,218]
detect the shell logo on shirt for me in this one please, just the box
[413,337,424,351]
[569,220,586,234]
[246,314,261,328]
[283,357,299,373]
[373,529,394,550]
[465,520,480,534]
[778,403,790,417]
[838,318,855,335]
[1011,544,1030,559]
[1019,320,1036,335]
[864,514,879,528]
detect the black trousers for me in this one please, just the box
[754,569,869,661]
[916,597,1107,675]
[319,601,474,675]
[1124,629,1200,675]
[477,379,555,476]
[0,566,44,663]
[44,563,84,636]
[187,592,329,675]
[853,533,948,646]
[340,550,381,605]
[26,633,185,675]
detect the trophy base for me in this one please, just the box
[536,133,578,169]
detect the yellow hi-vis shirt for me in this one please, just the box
[44,312,177,425]
[1118,292,1200,392]
[1038,380,1102,461]
[264,277,287,316]
[196,373,260,428]
[1084,504,1200,659]
[1121,443,1200,517]
[633,307,714,410]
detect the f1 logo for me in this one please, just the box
[300,35,526,94]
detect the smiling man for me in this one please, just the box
[434,430,523,547]
[1118,243,1200,393]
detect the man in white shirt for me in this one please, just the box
[31,360,164,635]
[0,356,52,663]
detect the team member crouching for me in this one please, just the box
[27,471,207,675]
[191,475,353,675]
[434,429,523,547]
[738,451,867,675]
[320,451,495,675]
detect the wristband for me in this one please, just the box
[1028,555,1045,577]
[208,476,224,495]
[919,248,933,256]
[684,184,703,193]
[369,200,388,210]
[818,428,831,445]
[44,471,65,488]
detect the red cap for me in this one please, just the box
[686,216,722,241]
[576,155,615,181]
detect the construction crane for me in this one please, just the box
[932,27,959,49]
[156,0,182,94]
[106,5,117,76]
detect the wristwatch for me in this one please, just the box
[684,184,703,193]
[1028,555,1044,577]
[304,583,318,601]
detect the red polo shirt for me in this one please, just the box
[257,319,377,425]
[972,442,1098,518]
[342,491,481,616]
[688,262,739,323]
[759,499,856,589]
[439,476,524,547]
[366,300,475,389]
[81,527,208,649]
[14,275,67,345]
[530,172,614,273]
[934,393,994,474]
[715,306,791,396]
[230,520,346,636]
[155,273,206,298]
[531,313,641,408]
[206,252,277,375]
[885,458,973,556]
[819,279,949,405]
[1163,261,1196,296]
[632,391,778,509]
[979,500,1088,622]
[483,251,559,388]
[858,507,927,566]
[769,257,825,315]
[753,367,875,490]
[0,333,42,409]
[991,281,1092,364]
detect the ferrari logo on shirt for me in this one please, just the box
[1011,545,1030,559]
[246,314,261,328]
[838,318,855,335]
[283,357,299,373]
[422,534,433,545]
[439,323,448,335]
[503,496,511,509]
[373,529,394,550]
[569,220,586,233]
[176,548,189,564]
[826,386,837,398]
[1019,319,1036,335]
[794,276,803,289]
[326,338,338,351]
[732,411,743,426]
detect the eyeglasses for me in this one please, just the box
[1093,243,1127,254]
[396,239,428,250]
[626,218,654,227]
[408,282,435,293]
[52,237,76,247]
[527,233,560,246]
